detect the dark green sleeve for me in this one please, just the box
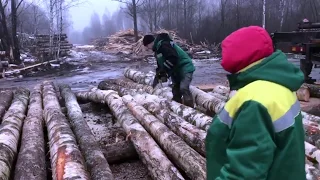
[216,101,276,180]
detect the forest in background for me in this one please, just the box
[0,0,78,63]
[1,0,320,63]
[70,0,320,44]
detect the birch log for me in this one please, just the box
[164,100,213,131]
[124,68,226,111]
[14,85,46,180]
[0,88,29,180]
[297,87,310,102]
[98,81,146,96]
[208,92,228,101]
[302,111,320,123]
[124,68,154,86]
[190,86,225,113]
[0,90,13,122]
[305,141,320,164]
[211,85,229,96]
[122,95,206,180]
[76,88,185,180]
[152,87,173,99]
[98,79,173,99]
[42,81,90,180]
[59,85,113,180]
[303,118,320,149]
[303,83,320,98]
[108,79,153,94]
[98,84,213,131]
[132,94,206,156]
[305,164,320,180]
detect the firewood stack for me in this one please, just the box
[1,68,320,179]
[30,34,73,57]
[100,29,219,60]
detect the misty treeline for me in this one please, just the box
[73,0,320,45]
[0,0,76,64]
[68,8,134,44]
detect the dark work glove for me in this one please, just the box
[156,68,168,82]
[160,76,167,82]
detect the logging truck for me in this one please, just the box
[271,20,320,84]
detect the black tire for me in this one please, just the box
[300,59,313,79]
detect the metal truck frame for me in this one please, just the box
[271,21,320,84]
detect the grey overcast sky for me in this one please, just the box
[69,0,120,31]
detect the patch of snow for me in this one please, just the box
[24,58,36,63]
[122,51,131,55]
[195,50,211,54]
[75,45,95,49]
[50,63,60,68]
[80,67,91,73]
[192,57,220,62]
[69,50,87,59]
[9,64,18,68]
[206,57,220,61]
[20,53,28,59]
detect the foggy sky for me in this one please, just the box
[69,0,120,31]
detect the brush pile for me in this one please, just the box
[96,29,219,60]
[1,67,319,179]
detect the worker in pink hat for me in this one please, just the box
[206,26,306,179]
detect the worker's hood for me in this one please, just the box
[227,50,304,91]
[152,33,173,51]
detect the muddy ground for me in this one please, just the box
[0,50,228,91]
[79,102,152,180]
[1,48,320,179]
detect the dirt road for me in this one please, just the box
[0,49,228,91]
[1,48,319,179]
[1,49,320,92]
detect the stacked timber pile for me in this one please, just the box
[83,67,319,179]
[30,34,73,57]
[3,68,320,179]
[102,29,219,60]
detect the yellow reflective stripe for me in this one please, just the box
[237,59,264,73]
[221,80,299,131]
[273,100,300,132]
[225,80,297,121]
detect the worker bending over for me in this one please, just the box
[142,33,195,108]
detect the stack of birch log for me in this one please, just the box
[76,67,320,179]
[2,68,320,179]
[30,34,73,57]
[0,82,115,180]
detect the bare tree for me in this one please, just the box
[113,0,144,41]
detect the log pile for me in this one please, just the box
[101,29,219,60]
[3,69,320,179]
[30,34,73,57]
[94,67,320,179]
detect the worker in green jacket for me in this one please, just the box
[206,26,306,179]
[142,33,195,107]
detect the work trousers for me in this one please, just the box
[171,72,194,108]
